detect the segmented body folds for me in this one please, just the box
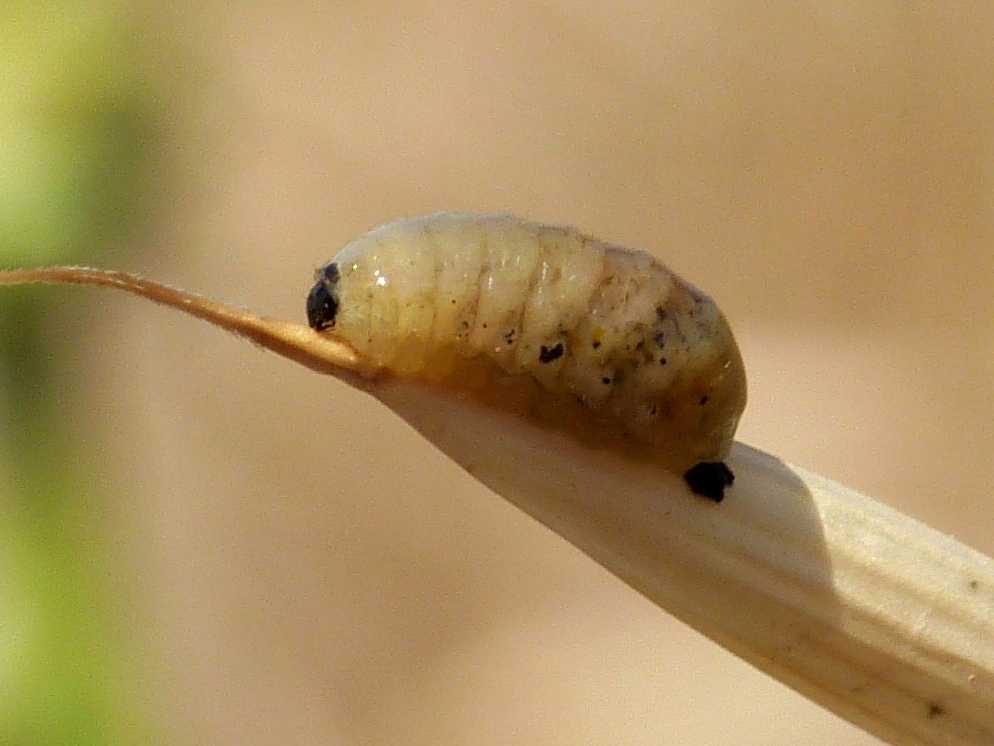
[307,213,746,479]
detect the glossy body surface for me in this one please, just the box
[308,213,746,473]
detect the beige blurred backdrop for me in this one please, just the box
[51,2,994,744]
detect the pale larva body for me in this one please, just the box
[307,213,746,497]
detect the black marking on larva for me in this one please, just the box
[539,343,564,363]
[592,341,601,349]
[699,395,710,406]
[504,329,517,345]
[306,263,340,331]
[969,579,979,591]
[683,462,734,503]
[654,332,666,348]
[656,306,667,321]
[659,357,667,366]
[927,703,945,719]
[601,377,612,385]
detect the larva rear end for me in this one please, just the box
[308,213,746,497]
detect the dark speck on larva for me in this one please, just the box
[538,343,564,363]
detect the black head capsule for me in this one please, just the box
[306,263,340,331]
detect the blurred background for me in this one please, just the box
[1,2,992,744]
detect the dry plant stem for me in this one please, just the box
[3,267,992,746]
[376,381,994,746]
[0,267,368,378]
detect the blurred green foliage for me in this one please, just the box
[1,2,157,743]
[1,0,150,265]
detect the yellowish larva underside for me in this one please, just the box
[307,213,747,497]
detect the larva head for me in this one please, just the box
[306,263,340,331]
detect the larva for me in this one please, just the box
[307,213,747,500]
